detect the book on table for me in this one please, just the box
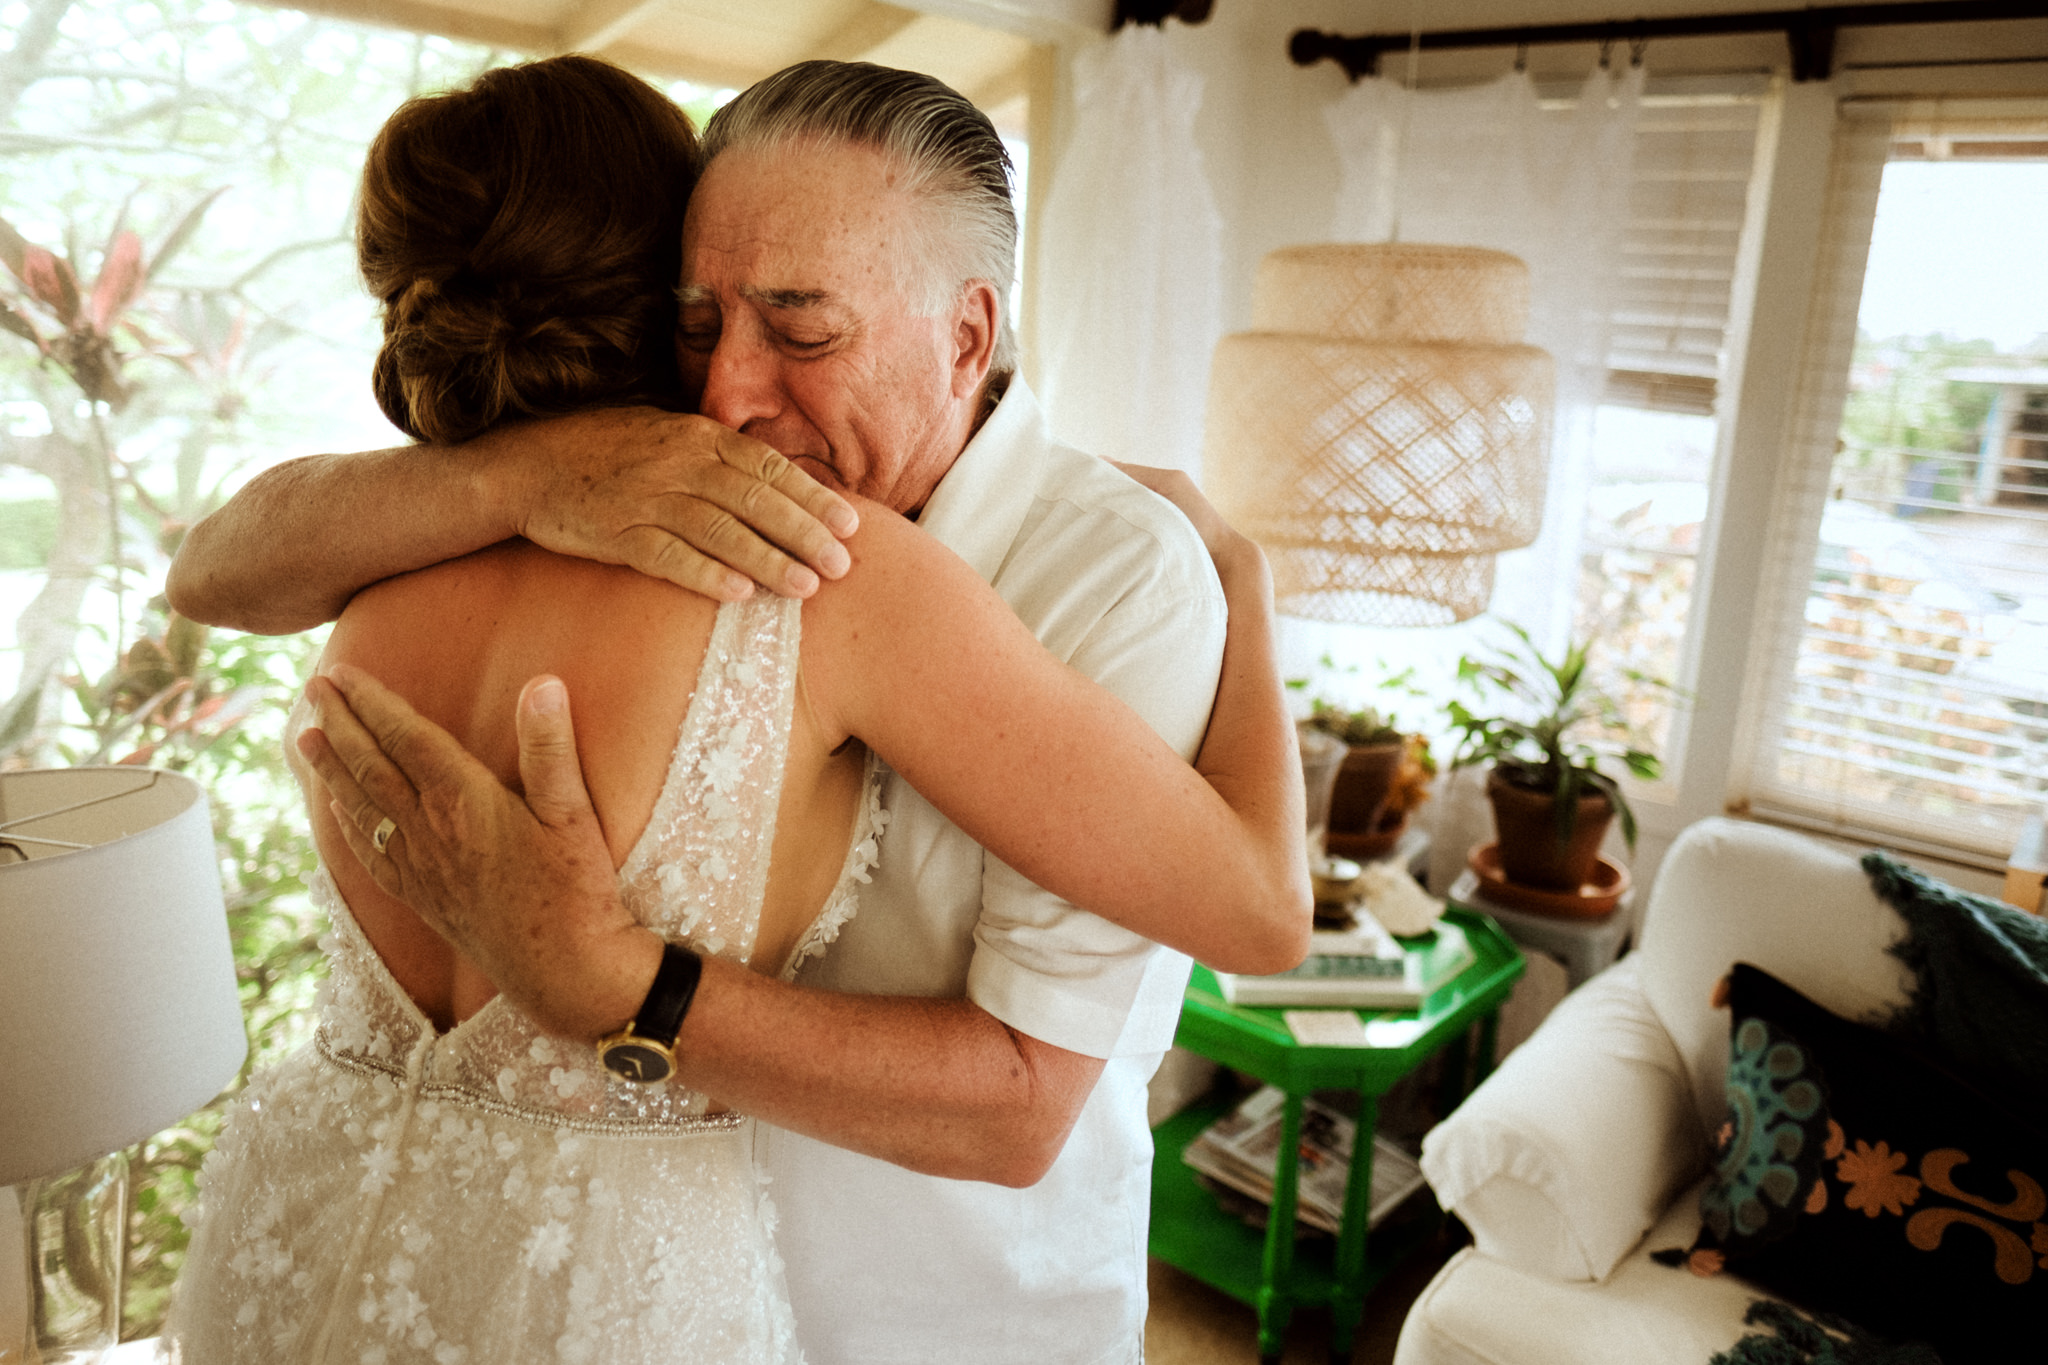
[1210,918,1475,1009]
[1181,1083,1427,1235]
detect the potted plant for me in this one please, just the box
[1301,700,1437,861]
[1446,624,1665,893]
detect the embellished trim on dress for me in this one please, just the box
[174,601,813,1365]
[778,748,890,979]
[617,596,799,963]
[314,1028,746,1136]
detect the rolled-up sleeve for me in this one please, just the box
[965,580,1228,1059]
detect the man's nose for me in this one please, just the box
[698,332,781,431]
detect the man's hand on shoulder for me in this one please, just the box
[167,408,863,635]
[493,408,860,601]
[1108,460,1264,578]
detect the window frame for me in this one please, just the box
[1633,62,2048,884]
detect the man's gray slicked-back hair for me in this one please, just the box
[702,60,1018,380]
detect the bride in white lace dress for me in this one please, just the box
[171,592,846,1363]
[167,55,1303,1365]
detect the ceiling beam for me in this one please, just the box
[601,40,765,93]
[965,57,1029,114]
[897,0,1110,43]
[806,4,924,64]
[557,0,670,55]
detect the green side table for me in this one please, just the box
[1150,907,1524,1364]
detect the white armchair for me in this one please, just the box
[1394,817,1919,1365]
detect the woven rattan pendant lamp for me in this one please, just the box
[1205,243,1553,626]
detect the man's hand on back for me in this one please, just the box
[298,664,658,1042]
[296,661,1104,1184]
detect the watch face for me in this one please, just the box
[600,1040,674,1086]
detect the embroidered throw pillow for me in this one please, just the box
[1671,962,2048,1365]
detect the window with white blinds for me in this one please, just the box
[1745,102,2048,860]
[1573,78,1765,759]
[1604,80,1767,416]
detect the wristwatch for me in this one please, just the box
[597,941,702,1086]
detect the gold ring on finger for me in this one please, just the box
[372,816,398,855]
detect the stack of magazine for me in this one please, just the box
[1181,1084,1427,1235]
[1210,916,1475,1009]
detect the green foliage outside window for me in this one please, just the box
[1839,332,2002,507]
[0,0,515,1335]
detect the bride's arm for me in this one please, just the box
[802,495,1310,975]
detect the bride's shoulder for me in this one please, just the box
[341,539,709,644]
[329,537,717,754]
[801,498,996,635]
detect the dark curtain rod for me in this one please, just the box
[1113,0,1213,29]
[1291,1,2048,83]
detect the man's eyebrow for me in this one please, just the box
[741,285,829,310]
[674,283,833,310]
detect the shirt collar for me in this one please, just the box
[912,375,1046,586]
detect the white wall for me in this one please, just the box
[1033,0,2048,360]
[1023,1,2048,910]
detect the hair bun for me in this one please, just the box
[374,276,512,445]
[394,275,512,347]
[356,55,703,445]
[375,273,638,446]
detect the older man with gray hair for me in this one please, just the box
[172,60,1290,1365]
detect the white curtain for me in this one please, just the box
[1032,25,1223,474]
[1324,67,1644,644]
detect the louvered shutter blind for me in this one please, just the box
[1605,82,1766,416]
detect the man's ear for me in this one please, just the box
[948,279,999,401]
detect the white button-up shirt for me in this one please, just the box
[759,378,1227,1365]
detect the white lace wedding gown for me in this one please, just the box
[166,597,883,1365]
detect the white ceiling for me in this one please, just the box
[243,1,2030,111]
[261,0,1110,106]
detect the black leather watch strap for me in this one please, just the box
[634,940,703,1049]
[599,941,703,1086]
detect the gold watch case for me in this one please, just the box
[597,1029,676,1086]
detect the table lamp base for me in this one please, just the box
[4,1151,127,1364]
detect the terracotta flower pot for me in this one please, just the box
[1486,770,1613,891]
[1324,741,1405,860]
[1330,807,1407,863]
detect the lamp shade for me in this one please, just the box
[1204,244,1554,626]
[0,768,245,1186]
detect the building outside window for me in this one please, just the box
[1740,107,2048,862]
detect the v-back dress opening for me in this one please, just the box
[167,596,885,1365]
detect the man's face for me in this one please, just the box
[676,138,995,514]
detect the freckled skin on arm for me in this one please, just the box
[300,495,1305,1184]
[165,410,860,634]
[293,135,1306,1185]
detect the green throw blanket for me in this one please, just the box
[1711,851,2048,1365]
[1712,1301,1942,1365]
[1861,852,2048,1134]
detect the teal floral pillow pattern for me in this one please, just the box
[1698,997,1830,1254]
[1660,963,2048,1365]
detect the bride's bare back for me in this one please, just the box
[306,538,863,1031]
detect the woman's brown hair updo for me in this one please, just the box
[358,55,701,445]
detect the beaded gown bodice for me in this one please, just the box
[167,596,884,1365]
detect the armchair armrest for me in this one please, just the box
[1420,957,1709,1282]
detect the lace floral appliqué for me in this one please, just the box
[166,597,838,1365]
